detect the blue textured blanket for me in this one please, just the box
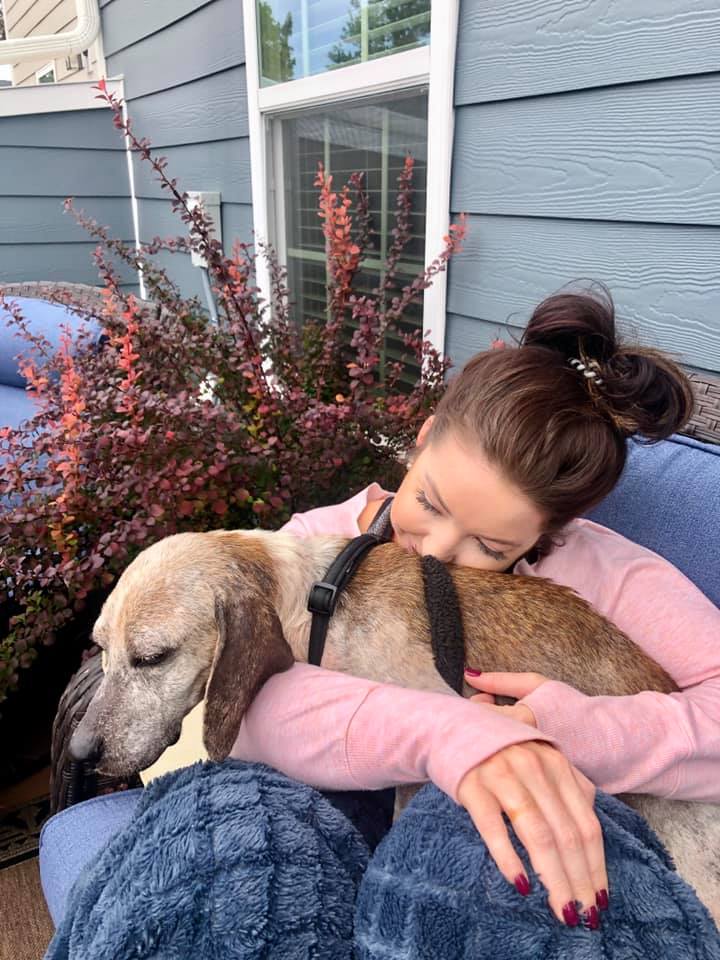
[45,761,720,959]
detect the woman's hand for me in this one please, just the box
[465,670,546,727]
[456,737,607,929]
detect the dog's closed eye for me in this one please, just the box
[132,650,172,669]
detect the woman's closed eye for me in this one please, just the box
[414,489,507,562]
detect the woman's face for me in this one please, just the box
[390,418,546,570]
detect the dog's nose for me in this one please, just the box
[69,725,104,764]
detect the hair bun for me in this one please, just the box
[520,283,694,441]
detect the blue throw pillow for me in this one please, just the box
[0,297,101,389]
[586,435,720,607]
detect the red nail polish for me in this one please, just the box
[562,902,579,927]
[465,667,482,676]
[514,873,530,896]
[596,889,609,911]
[583,906,600,930]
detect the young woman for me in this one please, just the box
[231,287,720,931]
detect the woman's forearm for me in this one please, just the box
[522,679,720,801]
[231,662,556,801]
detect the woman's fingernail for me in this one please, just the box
[514,873,530,896]
[596,889,609,911]
[464,667,482,676]
[582,905,600,930]
[562,901,580,927]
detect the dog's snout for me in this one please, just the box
[69,724,104,764]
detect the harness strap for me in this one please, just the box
[306,497,467,686]
[420,556,466,693]
[307,533,383,666]
[366,496,394,538]
[307,497,394,667]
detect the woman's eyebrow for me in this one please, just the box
[424,474,521,547]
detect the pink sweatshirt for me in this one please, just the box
[231,483,720,804]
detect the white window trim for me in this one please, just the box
[35,62,56,84]
[241,0,459,355]
[258,46,430,114]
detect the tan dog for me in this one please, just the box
[71,529,720,923]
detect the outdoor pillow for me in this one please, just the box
[39,790,142,928]
[0,297,101,389]
[586,434,720,607]
[0,381,38,432]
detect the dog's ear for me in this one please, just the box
[203,593,294,761]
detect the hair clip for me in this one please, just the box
[569,357,604,386]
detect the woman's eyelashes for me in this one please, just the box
[414,489,507,562]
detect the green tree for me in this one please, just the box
[327,0,430,68]
[257,1,296,83]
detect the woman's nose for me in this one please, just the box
[421,534,458,564]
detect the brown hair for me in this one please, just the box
[428,284,695,557]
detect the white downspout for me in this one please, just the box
[0,0,100,65]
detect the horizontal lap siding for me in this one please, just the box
[447,215,720,372]
[448,0,720,376]
[102,0,251,303]
[0,108,132,286]
[455,0,720,104]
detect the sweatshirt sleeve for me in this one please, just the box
[521,555,720,802]
[230,662,557,801]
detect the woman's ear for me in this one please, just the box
[203,594,294,761]
[416,415,435,449]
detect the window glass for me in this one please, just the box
[277,90,428,388]
[36,65,56,84]
[257,0,431,86]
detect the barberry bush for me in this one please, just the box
[0,79,465,703]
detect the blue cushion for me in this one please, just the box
[586,434,720,607]
[0,382,39,431]
[0,296,101,388]
[39,790,142,927]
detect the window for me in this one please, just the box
[243,0,458,357]
[274,91,427,384]
[35,63,56,84]
[257,0,431,85]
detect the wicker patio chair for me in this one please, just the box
[49,648,143,813]
[0,280,157,321]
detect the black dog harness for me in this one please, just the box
[306,497,466,693]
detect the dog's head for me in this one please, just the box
[69,531,294,777]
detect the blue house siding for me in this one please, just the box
[101,0,252,305]
[447,0,720,376]
[0,108,135,289]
